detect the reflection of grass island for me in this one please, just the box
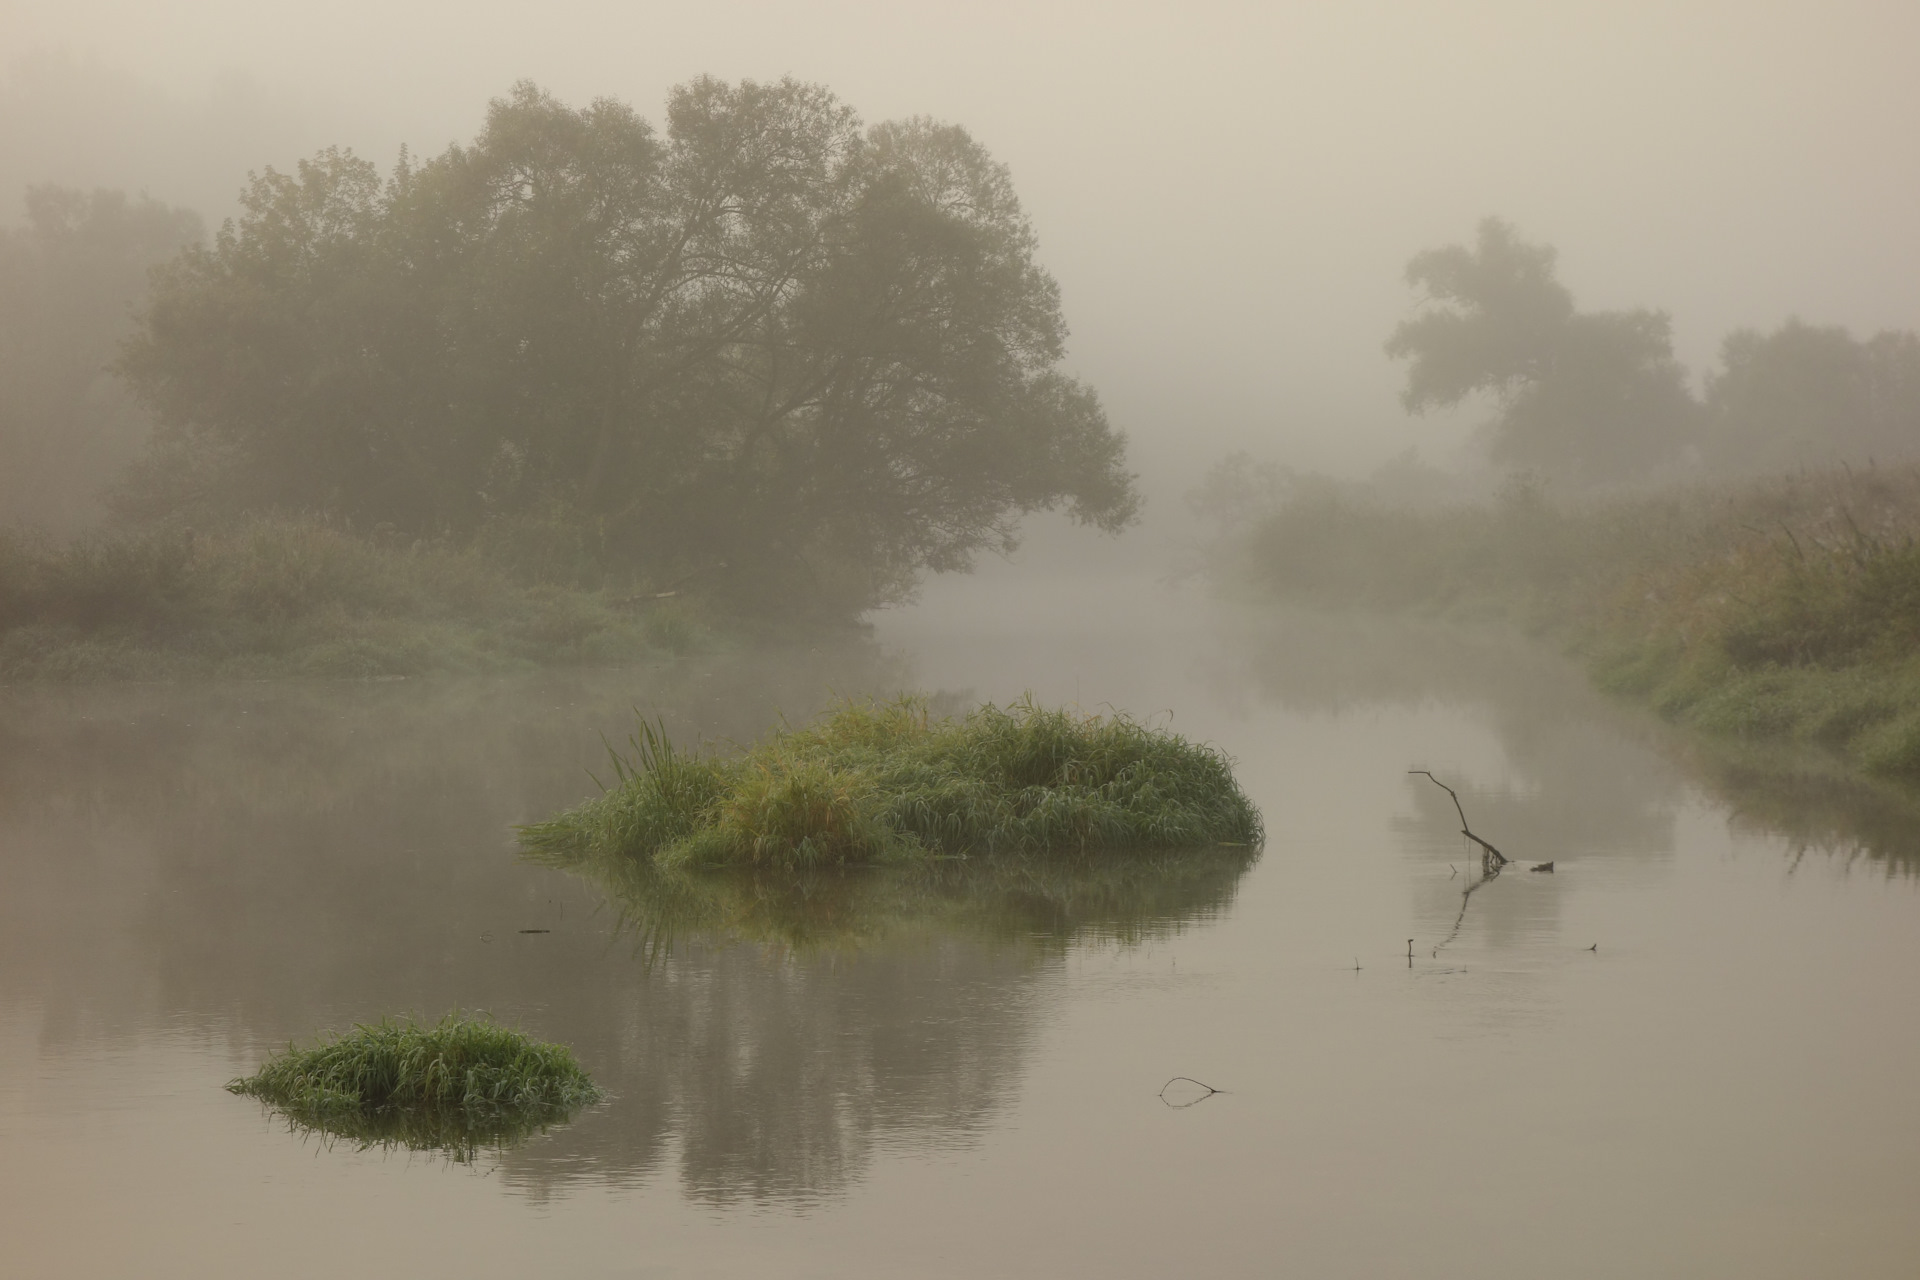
[520,697,1264,871]
[227,1013,601,1159]
[532,841,1263,957]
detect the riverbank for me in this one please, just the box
[1227,465,1920,781]
[0,516,721,680]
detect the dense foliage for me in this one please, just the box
[521,697,1264,870]
[0,187,201,531]
[122,79,1138,614]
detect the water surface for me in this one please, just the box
[3,582,1917,1278]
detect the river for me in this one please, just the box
[3,572,1917,1278]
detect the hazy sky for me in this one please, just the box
[7,0,1919,494]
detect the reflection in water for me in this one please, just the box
[1679,739,1920,875]
[243,1088,591,1166]
[0,651,1256,1205]
[500,844,1258,1202]
[1212,607,1920,880]
[7,605,1920,1277]
[529,844,1261,959]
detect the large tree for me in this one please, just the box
[122,79,1137,610]
[1385,218,1697,486]
[0,187,201,531]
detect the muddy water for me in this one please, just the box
[3,580,1918,1278]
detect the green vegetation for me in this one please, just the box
[0,516,715,680]
[227,1012,601,1159]
[521,697,1264,872]
[115,77,1137,618]
[1224,465,1920,781]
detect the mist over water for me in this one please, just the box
[4,577,1919,1276]
[6,4,1920,1275]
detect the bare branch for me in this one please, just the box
[1408,771,1507,867]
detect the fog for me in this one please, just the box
[10,0,1920,511]
[12,10,1920,1269]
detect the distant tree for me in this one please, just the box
[1384,218,1697,486]
[1705,320,1920,473]
[122,79,1138,612]
[0,187,202,531]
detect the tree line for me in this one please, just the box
[7,107,1920,606]
[6,77,1139,616]
[1386,217,1920,488]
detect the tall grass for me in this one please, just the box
[0,515,715,680]
[228,1012,601,1158]
[521,696,1265,871]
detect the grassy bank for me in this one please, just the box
[228,1012,600,1157]
[521,697,1264,871]
[0,516,716,680]
[1230,466,1920,780]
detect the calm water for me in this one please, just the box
[4,577,1918,1278]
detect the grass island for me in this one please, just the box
[227,1013,601,1156]
[520,697,1265,871]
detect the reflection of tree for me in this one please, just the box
[493,843,1257,1203]
[0,646,905,1052]
[0,652,1256,1206]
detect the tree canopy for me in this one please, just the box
[1705,320,1920,475]
[1385,218,1696,486]
[0,186,201,532]
[121,78,1137,612]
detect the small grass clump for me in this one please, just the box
[520,696,1264,871]
[228,1013,601,1157]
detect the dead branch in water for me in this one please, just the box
[1159,1077,1223,1108]
[1408,771,1508,871]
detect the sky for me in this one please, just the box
[6,0,1920,505]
